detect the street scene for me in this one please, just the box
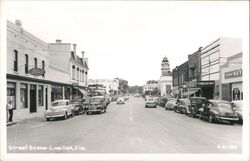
[7,96,242,153]
[2,1,249,161]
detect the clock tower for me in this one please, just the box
[160,56,173,97]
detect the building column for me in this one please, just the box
[47,85,52,109]
[36,84,39,112]
[15,82,20,110]
[62,86,65,100]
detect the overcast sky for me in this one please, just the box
[5,1,249,86]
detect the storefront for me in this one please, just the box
[221,53,242,102]
[197,81,215,99]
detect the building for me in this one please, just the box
[88,79,119,94]
[7,20,51,117]
[143,80,159,95]
[172,61,188,98]
[48,41,89,101]
[221,52,243,101]
[200,37,242,99]
[6,20,89,121]
[159,57,172,97]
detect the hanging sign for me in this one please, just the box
[29,68,45,76]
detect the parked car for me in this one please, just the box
[117,97,125,104]
[71,99,85,115]
[189,97,207,118]
[45,100,74,121]
[175,99,190,115]
[199,100,238,124]
[156,97,168,107]
[111,96,118,102]
[86,96,107,115]
[145,97,157,108]
[231,100,243,124]
[165,98,178,111]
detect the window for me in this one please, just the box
[42,61,45,77]
[77,67,79,81]
[34,58,37,68]
[13,50,18,71]
[72,65,75,80]
[82,70,84,82]
[38,85,44,106]
[25,54,28,74]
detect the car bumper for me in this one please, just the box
[215,116,239,121]
[145,104,156,107]
[45,112,65,118]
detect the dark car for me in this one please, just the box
[231,100,243,124]
[199,100,238,124]
[165,98,178,111]
[86,96,107,115]
[175,99,190,115]
[189,97,207,118]
[156,97,168,107]
[71,99,85,115]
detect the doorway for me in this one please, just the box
[30,84,37,113]
[45,88,48,110]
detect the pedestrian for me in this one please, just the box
[7,100,14,122]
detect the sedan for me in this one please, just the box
[231,100,243,124]
[45,100,74,121]
[145,98,157,108]
[165,98,178,111]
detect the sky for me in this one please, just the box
[5,1,249,86]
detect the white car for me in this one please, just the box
[45,100,74,121]
[117,97,125,104]
[145,98,157,108]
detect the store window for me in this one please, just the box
[13,50,18,71]
[20,83,28,108]
[7,82,16,110]
[38,85,44,106]
[51,85,63,101]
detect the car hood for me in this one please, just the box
[49,106,67,111]
[217,107,234,114]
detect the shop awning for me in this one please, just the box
[76,87,87,96]
[182,89,199,96]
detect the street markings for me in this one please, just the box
[130,116,133,121]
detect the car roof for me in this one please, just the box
[190,97,206,100]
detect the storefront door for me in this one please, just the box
[30,84,37,113]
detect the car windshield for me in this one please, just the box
[52,101,67,106]
[90,98,103,103]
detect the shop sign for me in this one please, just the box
[197,81,215,87]
[29,68,45,76]
[225,69,242,79]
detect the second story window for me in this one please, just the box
[13,50,18,71]
[77,67,79,81]
[82,70,84,82]
[25,54,29,74]
[42,60,45,77]
[72,65,75,80]
[34,58,37,68]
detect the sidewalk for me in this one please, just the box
[6,108,45,126]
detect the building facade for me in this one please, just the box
[143,80,159,95]
[6,20,89,121]
[221,52,243,101]
[159,57,172,97]
[88,79,119,94]
[200,37,242,99]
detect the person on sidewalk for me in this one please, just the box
[7,100,14,122]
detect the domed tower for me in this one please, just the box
[159,56,172,97]
[161,56,171,76]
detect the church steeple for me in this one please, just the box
[161,56,171,76]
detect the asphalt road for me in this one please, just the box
[7,97,242,153]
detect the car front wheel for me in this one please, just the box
[64,112,68,120]
[71,111,74,117]
[208,114,214,123]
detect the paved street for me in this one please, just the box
[7,97,242,153]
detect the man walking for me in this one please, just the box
[7,100,14,122]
